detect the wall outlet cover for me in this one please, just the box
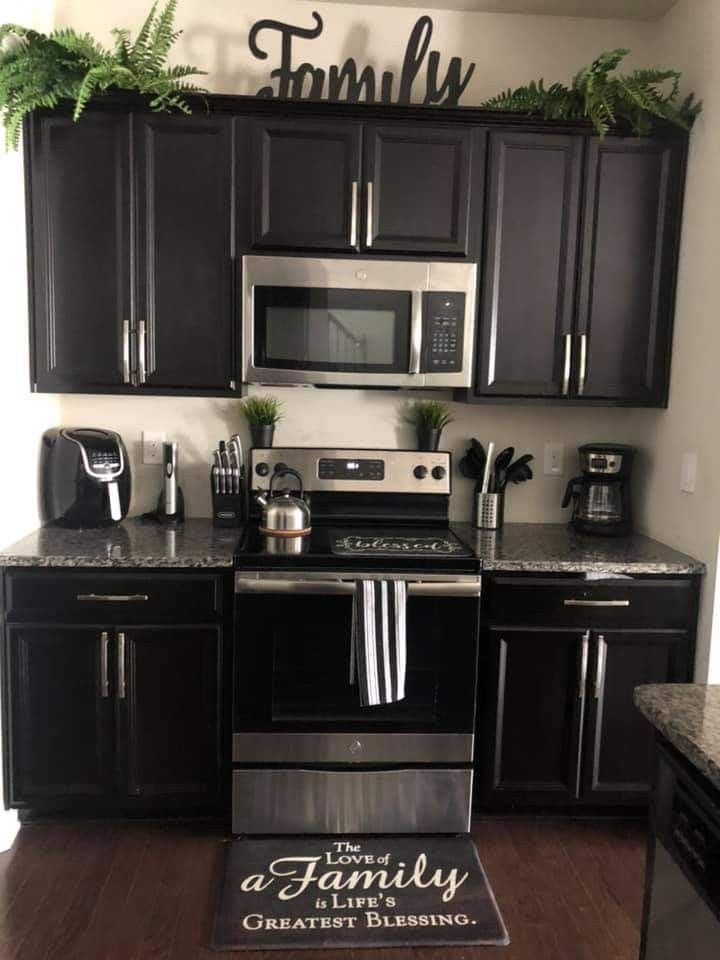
[142,431,166,465]
[544,443,565,476]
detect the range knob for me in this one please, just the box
[432,466,447,480]
[413,465,428,480]
[255,462,270,477]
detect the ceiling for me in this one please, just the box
[315,0,677,20]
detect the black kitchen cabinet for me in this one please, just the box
[27,110,238,396]
[477,575,698,809]
[581,629,689,802]
[134,115,236,392]
[27,113,131,392]
[476,131,582,397]
[363,124,474,254]
[118,625,221,804]
[251,120,362,251]
[576,138,684,404]
[5,625,112,804]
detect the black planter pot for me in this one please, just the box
[250,424,275,448]
[417,427,442,452]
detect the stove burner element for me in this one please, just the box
[332,534,466,557]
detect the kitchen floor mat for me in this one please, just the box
[211,834,509,951]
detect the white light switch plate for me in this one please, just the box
[680,451,698,494]
[142,431,166,465]
[544,443,565,476]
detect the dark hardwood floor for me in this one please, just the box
[0,817,646,959]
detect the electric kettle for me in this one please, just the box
[255,467,311,537]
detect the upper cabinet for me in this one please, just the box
[27,110,238,396]
[249,118,476,257]
[472,131,685,406]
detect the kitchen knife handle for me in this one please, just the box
[117,632,126,699]
[99,631,109,698]
[350,180,358,247]
[366,180,374,248]
[578,333,587,396]
[562,333,572,396]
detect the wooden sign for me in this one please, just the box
[249,12,475,106]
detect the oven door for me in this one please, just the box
[233,574,480,764]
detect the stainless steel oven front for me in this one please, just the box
[242,255,477,388]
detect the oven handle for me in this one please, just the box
[235,577,481,598]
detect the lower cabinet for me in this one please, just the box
[477,577,696,809]
[5,622,222,812]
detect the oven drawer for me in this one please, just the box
[233,731,474,764]
[232,768,473,834]
[487,576,694,629]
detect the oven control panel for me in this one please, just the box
[251,448,451,495]
[421,291,465,373]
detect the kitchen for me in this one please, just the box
[0,0,719,957]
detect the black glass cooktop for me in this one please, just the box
[235,525,477,574]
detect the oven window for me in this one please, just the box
[253,287,412,373]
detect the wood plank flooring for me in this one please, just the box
[0,818,646,960]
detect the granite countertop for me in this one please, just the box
[0,519,705,574]
[635,685,720,791]
[0,518,239,568]
[452,522,705,575]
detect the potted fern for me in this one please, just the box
[405,400,454,452]
[241,395,283,449]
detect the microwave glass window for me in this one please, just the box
[254,287,412,373]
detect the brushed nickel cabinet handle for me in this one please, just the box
[578,630,590,700]
[575,629,591,799]
[100,631,109,698]
[578,333,587,396]
[594,635,607,700]
[122,320,131,384]
[564,599,629,608]
[366,181,374,248]
[350,180,358,247]
[138,319,147,385]
[562,333,572,396]
[117,632,126,699]
[77,594,149,602]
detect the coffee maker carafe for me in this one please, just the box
[562,443,634,536]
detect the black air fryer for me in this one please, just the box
[41,428,132,528]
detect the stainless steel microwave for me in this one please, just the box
[241,256,477,388]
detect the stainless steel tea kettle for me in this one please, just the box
[255,467,311,537]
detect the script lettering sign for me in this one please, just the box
[249,12,475,106]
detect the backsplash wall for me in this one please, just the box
[58,389,643,523]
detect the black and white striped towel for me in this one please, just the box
[350,580,407,706]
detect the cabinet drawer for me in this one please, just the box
[487,576,694,629]
[4,570,224,623]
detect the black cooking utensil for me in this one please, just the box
[509,463,533,484]
[505,453,534,485]
[492,447,514,492]
[459,455,479,480]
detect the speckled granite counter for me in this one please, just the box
[452,522,705,575]
[0,518,239,568]
[635,685,720,791]
[0,519,704,574]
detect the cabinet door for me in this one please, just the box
[117,626,220,806]
[476,131,582,397]
[363,125,473,254]
[576,139,684,404]
[582,629,689,803]
[134,114,236,392]
[5,625,112,805]
[28,112,131,392]
[482,627,588,804]
[251,120,361,250]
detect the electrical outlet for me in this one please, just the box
[142,431,166,465]
[544,443,565,476]
[680,451,698,494]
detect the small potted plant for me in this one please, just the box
[405,400,454,451]
[241,395,283,448]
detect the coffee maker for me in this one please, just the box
[562,443,634,536]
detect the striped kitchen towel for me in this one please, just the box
[350,580,407,706]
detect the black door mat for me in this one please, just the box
[212,835,509,951]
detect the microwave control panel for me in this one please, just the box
[421,292,465,372]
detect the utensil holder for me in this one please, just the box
[210,470,245,528]
[474,491,504,530]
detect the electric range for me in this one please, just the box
[232,447,481,835]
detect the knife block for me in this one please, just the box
[210,470,245,528]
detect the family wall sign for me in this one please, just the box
[248,12,476,106]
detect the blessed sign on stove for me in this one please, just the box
[248,12,475,106]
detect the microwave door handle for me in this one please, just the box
[409,291,423,375]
